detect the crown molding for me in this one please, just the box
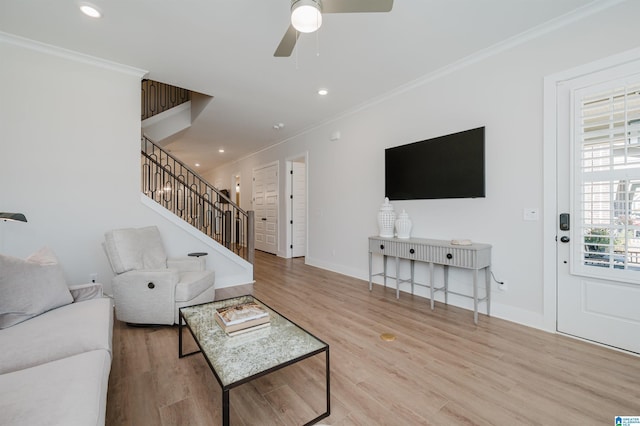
[343,0,628,118]
[241,0,628,160]
[0,31,147,78]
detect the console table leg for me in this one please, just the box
[486,266,491,316]
[383,255,388,288]
[395,256,400,299]
[429,262,435,310]
[473,269,479,325]
[368,252,373,291]
[410,260,415,295]
[444,265,449,305]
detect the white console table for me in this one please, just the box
[368,236,492,324]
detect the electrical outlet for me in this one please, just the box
[498,280,508,291]
[90,273,98,283]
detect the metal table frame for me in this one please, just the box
[179,296,330,426]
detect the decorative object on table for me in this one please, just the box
[214,301,271,336]
[377,197,396,238]
[395,209,412,239]
[451,239,472,246]
[0,212,27,222]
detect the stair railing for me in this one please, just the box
[141,136,255,263]
[141,80,191,121]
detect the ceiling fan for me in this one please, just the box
[274,0,394,57]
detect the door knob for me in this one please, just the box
[560,236,570,243]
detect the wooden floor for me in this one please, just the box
[106,251,640,425]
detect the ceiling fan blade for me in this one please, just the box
[274,24,300,57]
[322,0,393,14]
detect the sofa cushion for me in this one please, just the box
[0,297,113,374]
[175,270,215,302]
[0,247,73,329]
[0,349,111,426]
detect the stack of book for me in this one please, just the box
[214,301,270,336]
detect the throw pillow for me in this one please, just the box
[0,246,73,329]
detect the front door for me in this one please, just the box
[556,60,640,354]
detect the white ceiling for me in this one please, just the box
[1,0,598,173]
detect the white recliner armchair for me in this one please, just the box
[103,226,215,325]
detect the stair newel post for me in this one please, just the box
[248,211,255,264]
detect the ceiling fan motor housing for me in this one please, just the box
[275,0,393,57]
[291,0,323,33]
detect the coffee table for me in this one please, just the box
[179,295,330,425]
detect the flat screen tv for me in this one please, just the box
[385,127,485,200]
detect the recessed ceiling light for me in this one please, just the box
[219,149,225,153]
[318,89,328,96]
[195,163,200,167]
[79,3,102,18]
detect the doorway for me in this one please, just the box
[550,52,640,353]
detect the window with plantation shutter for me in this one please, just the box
[574,77,640,281]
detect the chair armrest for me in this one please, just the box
[167,256,205,272]
[68,282,104,302]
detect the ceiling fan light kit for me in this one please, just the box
[291,0,323,33]
[275,0,394,57]
[79,2,102,18]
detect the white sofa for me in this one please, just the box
[0,249,113,426]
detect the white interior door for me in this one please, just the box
[556,62,640,354]
[291,161,306,257]
[253,163,278,254]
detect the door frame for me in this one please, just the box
[543,47,640,333]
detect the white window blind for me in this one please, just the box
[576,78,640,277]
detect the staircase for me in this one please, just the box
[140,81,255,264]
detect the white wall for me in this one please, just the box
[0,35,252,294]
[205,1,640,330]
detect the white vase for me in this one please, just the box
[395,209,412,239]
[377,197,396,238]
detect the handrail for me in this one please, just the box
[141,136,254,263]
